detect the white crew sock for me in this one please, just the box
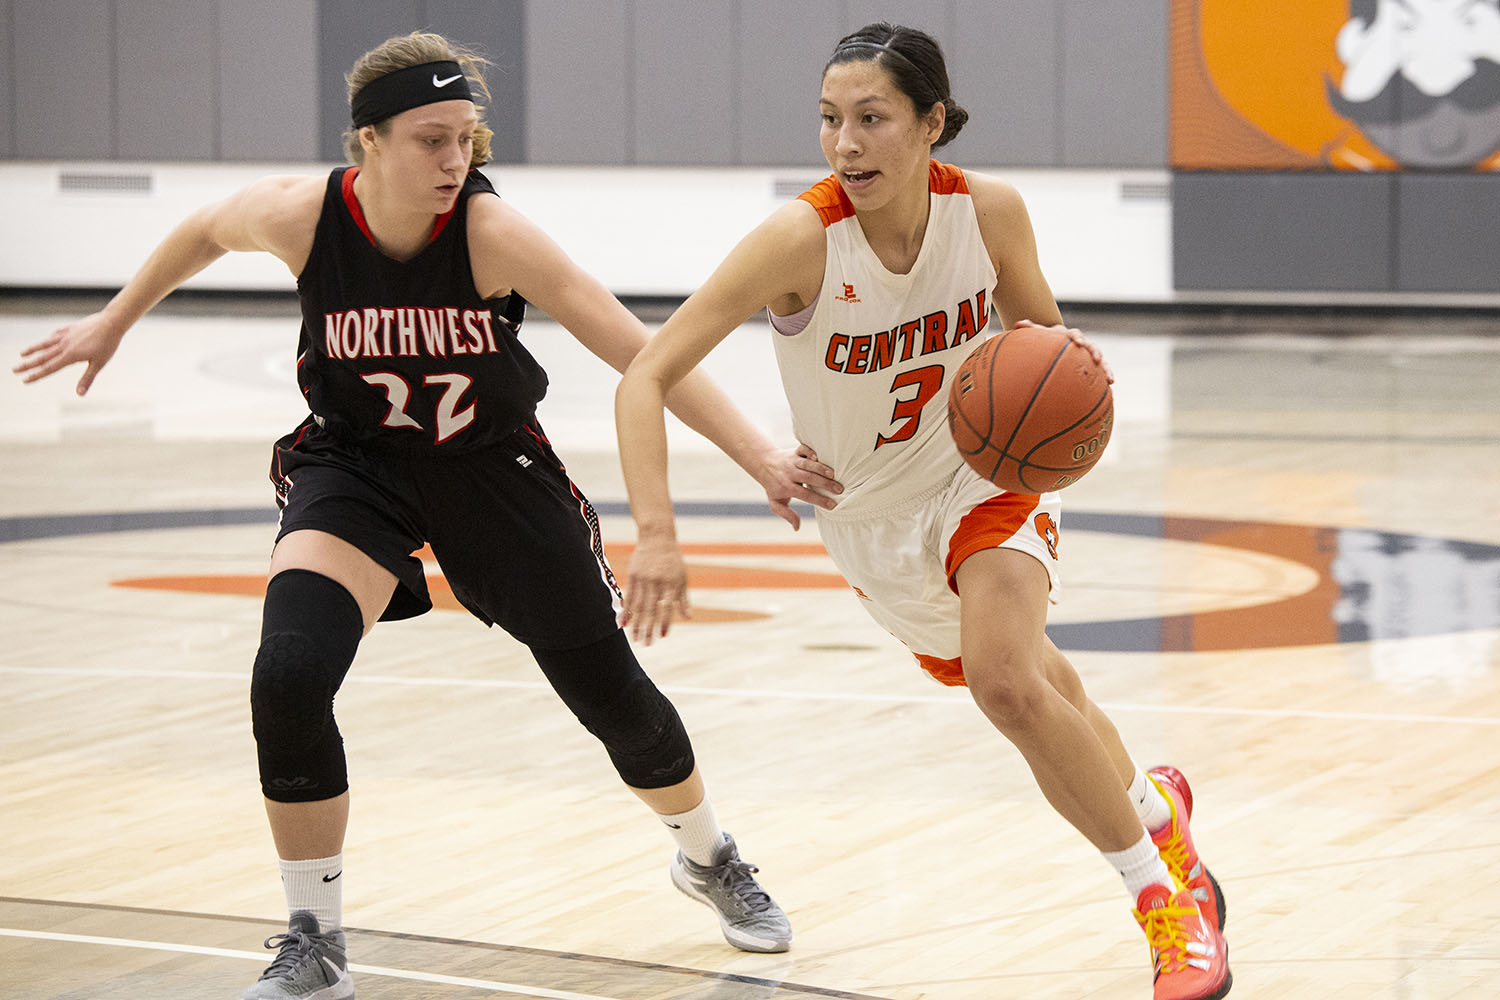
[658,797,728,865]
[1128,767,1174,834]
[279,854,343,932]
[1103,831,1175,901]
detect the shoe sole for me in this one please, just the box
[1194,939,1234,1000]
[1205,866,1227,932]
[670,860,792,953]
[1176,967,1233,1000]
[239,977,352,1000]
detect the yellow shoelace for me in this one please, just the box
[1135,896,1200,975]
[1156,822,1194,886]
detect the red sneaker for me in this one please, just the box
[1147,766,1227,933]
[1149,764,1194,817]
[1134,883,1232,1000]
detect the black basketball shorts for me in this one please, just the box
[269,416,623,650]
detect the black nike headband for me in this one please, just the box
[350,60,474,128]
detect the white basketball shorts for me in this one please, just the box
[814,465,1062,686]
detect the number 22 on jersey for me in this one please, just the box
[362,371,476,444]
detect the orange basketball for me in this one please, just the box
[947,326,1113,493]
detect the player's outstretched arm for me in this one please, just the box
[612,203,841,642]
[468,195,841,530]
[12,175,320,395]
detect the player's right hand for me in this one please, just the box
[12,311,126,395]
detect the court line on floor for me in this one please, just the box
[3,664,1498,727]
[1,896,893,1000]
[0,926,617,1000]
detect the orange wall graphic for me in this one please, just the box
[1171,0,1500,170]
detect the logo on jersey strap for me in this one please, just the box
[836,282,861,303]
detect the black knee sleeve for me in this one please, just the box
[251,569,363,802]
[532,631,695,789]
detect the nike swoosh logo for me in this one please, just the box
[432,73,462,88]
[322,871,342,883]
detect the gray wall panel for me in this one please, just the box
[735,1,839,166]
[1061,0,1167,167]
[0,1,14,158]
[1395,174,1500,292]
[319,1,525,164]
[220,0,318,161]
[13,0,112,158]
[423,0,525,163]
[840,0,952,37]
[953,0,1058,165]
[115,0,217,160]
[317,0,420,162]
[633,0,736,164]
[1174,173,1394,291]
[524,0,629,164]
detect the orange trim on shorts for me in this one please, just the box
[913,651,968,687]
[943,491,1043,594]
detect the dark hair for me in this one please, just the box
[825,22,969,148]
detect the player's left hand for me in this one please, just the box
[619,534,692,645]
[1015,319,1115,383]
[757,442,842,530]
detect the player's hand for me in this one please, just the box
[620,534,692,645]
[757,442,842,530]
[1015,318,1114,384]
[12,311,127,395]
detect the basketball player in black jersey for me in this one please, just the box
[14,31,842,1000]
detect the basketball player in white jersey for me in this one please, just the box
[615,22,1231,1000]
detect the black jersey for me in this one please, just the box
[292,166,548,452]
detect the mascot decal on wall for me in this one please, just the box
[1171,0,1500,170]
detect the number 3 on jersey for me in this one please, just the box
[876,364,944,449]
[362,371,476,444]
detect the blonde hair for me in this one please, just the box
[342,31,495,167]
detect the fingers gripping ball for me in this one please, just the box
[947,326,1113,493]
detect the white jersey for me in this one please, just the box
[772,161,998,516]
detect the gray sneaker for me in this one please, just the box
[239,911,354,999]
[670,833,792,953]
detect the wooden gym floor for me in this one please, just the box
[1,296,1498,999]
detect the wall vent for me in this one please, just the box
[58,171,154,195]
[1119,180,1170,202]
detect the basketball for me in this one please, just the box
[947,326,1114,493]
